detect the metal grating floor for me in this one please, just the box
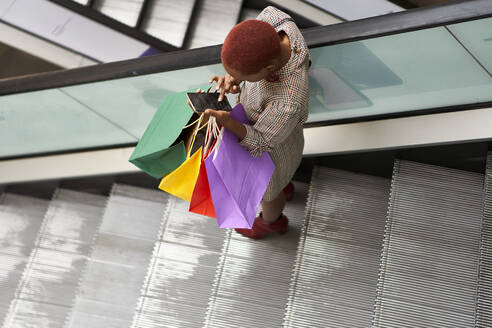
[477,153,492,328]
[204,182,309,328]
[0,193,49,325]
[132,194,226,328]
[1,156,492,327]
[373,160,484,328]
[67,184,169,328]
[284,167,390,328]
[3,189,106,328]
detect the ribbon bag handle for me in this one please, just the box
[203,116,219,158]
[186,114,206,159]
[212,126,224,161]
[203,116,223,160]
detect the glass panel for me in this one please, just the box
[60,64,225,139]
[447,17,492,75]
[2,17,492,159]
[1,64,226,158]
[307,26,492,123]
[0,89,136,157]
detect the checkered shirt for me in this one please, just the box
[238,6,310,201]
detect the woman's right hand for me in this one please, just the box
[210,74,241,101]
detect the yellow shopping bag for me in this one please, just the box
[158,147,202,202]
[158,115,206,202]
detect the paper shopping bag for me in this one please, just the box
[189,158,216,217]
[158,147,202,202]
[205,104,275,228]
[158,112,207,202]
[188,116,221,217]
[129,88,203,179]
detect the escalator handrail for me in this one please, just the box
[0,0,490,97]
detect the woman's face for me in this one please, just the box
[224,64,271,83]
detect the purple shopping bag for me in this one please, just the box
[205,104,275,229]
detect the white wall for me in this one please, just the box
[1,0,151,63]
[0,21,96,69]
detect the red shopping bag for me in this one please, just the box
[189,159,216,218]
[188,119,219,218]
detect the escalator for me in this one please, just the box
[0,0,325,68]
[50,0,244,50]
[1,1,492,327]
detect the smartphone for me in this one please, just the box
[186,92,233,113]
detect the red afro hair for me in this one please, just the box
[221,20,281,75]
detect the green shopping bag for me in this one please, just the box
[129,89,201,179]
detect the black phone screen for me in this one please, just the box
[186,92,233,113]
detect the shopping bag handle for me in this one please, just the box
[186,113,212,159]
[212,126,224,161]
[187,114,201,159]
[203,116,222,160]
[183,116,201,129]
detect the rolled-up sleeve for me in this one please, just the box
[240,100,300,158]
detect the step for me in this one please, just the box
[0,193,49,325]
[142,0,196,48]
[283,167,390,328]
[372,160,484,328]
[71,0,90,5]
[476,152,492,328]
[2,189,106,328]
[186,0,243,49]
[66,184,169,328]
[94,0,145,27]
[203,182,309,328]
[131,195,227,328]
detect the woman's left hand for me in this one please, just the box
[204,109,247,141]
[204,109,231,126]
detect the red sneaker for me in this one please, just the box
[235,214,289,239]
[283,182,294,201]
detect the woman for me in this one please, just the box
[205,6,310,239]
